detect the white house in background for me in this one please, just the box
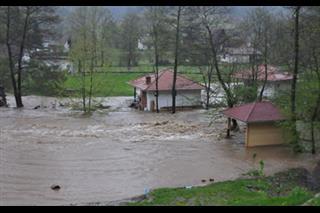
[128,69,205,111]
[232,64,293,98]
[219,47,262,64]
[138,39,147,51]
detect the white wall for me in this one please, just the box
[259,81,291,98]
[146,90,202,111]
[220,54,250,63]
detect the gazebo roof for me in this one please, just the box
[222,101,285,123]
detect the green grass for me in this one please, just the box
[128,169,317,206]
[306,195,320,206]
[63,65,203,97]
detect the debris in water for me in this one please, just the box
[34,105,41,109]
[154,121,169,126]
[51,184,61,191]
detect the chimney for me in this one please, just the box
[146,76,151,84]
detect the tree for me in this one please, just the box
[1,6,59,108]
[170,6,182,114]
[240,7,273,101]
[144,6,171,113]
[290,6,301,151]
[194,6,239,134]
[298,6,320,154]
[69,6,108,113]
[119,12,142,70]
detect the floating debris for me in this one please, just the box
[51,184,61,191]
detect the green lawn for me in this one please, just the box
[128,168,318,206]
[63,66,203,97]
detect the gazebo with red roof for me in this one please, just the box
[128,69,205,111]
[223,101,287,147]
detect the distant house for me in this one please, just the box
[232,65,293,98]
[223,101,286,147]
[128,69,205,111]
[219,47,262,63]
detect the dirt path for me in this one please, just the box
[0,96,319,205]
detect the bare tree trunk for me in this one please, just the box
[310,51,320,154]
[172,6,181,114]
[6,6,27,108]
[259,64,268,101]
[153,20,160,113]
[5,7,19,108]
[15,6,30,108]
[80,60,86,113]
[203,65,213,110]
[227,117,231,138]
[88,58,94,113]
[290,6,301,151]
[258,31,269,102]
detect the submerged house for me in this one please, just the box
[223,101,286,147]
[232,65,293,98]
[128,69,205,111]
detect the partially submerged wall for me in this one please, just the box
[246,122,286,147]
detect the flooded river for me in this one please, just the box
[0,96,319,205]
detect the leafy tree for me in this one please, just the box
[68,6,109,113]
[0,6,59,107]
[118,12,142,69]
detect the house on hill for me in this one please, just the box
[232,65,293,98]
[223,101,286,147]
[128,69,205,111]
[219,47,262,64]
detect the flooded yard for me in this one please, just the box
[0,96,319,205]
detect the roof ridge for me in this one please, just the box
[245,101,258,122]
[145,68,169,91]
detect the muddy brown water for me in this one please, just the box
[0,96,319,206]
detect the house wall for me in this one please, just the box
[220,54,250,63]
[246,122,286,147]
[258,81,291,98]
[146,90,202,111]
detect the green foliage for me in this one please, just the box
[233,84,258,104]
[23,61,67,96]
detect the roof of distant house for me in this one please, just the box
[128,69,205,92]
[232,65,293,81]
[222,101,285,123]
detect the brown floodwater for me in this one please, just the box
[0,96,319,206]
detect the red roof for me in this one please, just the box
[222,101,285,123]
[232,65,293,81]
[128,68,205,91]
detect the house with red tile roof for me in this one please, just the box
[128,69,205,111]
[223,101,286,147]
[232,65,293,98]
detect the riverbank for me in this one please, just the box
[126,167,320,206]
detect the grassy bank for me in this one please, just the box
[128,168,319,206]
